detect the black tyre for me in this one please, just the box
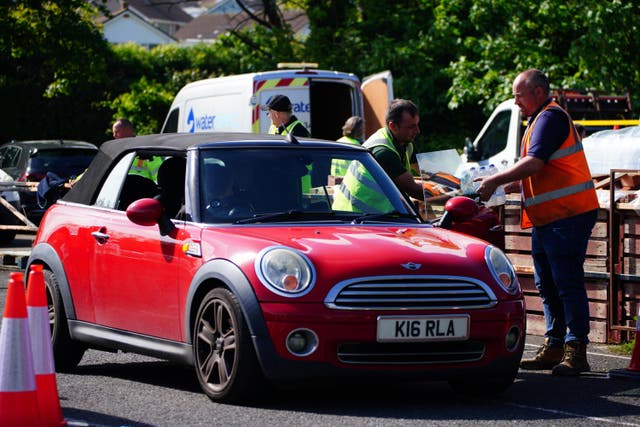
[448,350,522,397]
[44,269,86,371]
[192,288,264,402]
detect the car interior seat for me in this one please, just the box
[118,174,158,210]
[156,156,186,218]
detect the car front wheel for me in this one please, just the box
[192,288,264,402]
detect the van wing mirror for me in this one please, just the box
[464,137,480,161]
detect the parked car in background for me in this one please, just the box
[0,168,21,243]
[28,132,525,403]
[0,139,98,225]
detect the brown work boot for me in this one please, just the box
[520,338,564,370]
[552,341,591,376]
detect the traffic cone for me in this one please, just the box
[609,305,640,380]
[26,264,67,427]
[0,272,41,427]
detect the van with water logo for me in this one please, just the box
[160,64,393,140]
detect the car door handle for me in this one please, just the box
[91,230,109,243]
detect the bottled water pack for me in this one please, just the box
[458,164,506,206]
[485,164,506,207]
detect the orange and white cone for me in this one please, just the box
[26,264,67,427]
[0,272,41,427]
[609,306,640,380]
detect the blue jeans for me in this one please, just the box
[531,209,598,345]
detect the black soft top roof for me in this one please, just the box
[64,132,366,204]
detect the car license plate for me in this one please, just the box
[376,315,470,342]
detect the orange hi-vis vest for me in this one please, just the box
[520,101,599,228]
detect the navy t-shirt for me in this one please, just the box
[526,99,571,162]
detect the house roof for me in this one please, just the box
[174,7,308,41]
[103,7,177,45]
[93,0,194,25]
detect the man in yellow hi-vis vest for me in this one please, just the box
[331,116,364,177]
[262,95,312,192]
[363,100,423,201]
[262,95,310,137]
[112,118,162,181]
[333,99,424,212]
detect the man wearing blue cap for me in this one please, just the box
[262,95,310,137]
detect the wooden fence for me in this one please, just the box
[502,170,640,344]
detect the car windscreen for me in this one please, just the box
[198,147,419,224]
[28,149,97,181]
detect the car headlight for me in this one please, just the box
[255,246,315,297]
[485,245,520,295]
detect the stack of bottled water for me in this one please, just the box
[458,164,506,206]
[485,164,506,207]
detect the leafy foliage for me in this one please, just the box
[0,0,111,142]
[1,0,639,150]
[436,0,640,115]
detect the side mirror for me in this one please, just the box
[464,137,479,161]
[126,198,163,226]
[444,196,479,222]
[127,197,176,236]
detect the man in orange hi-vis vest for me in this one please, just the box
[476,69,599,377]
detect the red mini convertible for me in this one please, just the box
[28,132,525,402]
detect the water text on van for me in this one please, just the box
[187,108,216,133]
[292,101,310,114]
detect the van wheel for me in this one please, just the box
[192,288,264,402]
[44,269,86,371]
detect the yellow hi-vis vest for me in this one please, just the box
[520,102,599,228]
[130,156,163,181]
[269,119,311,192]
[330,136,361,176]
[331,160,393,213]
[363,128,414,174]
[268,119,307,136]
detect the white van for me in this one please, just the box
[160,67,393,140]
[459,91,638,175]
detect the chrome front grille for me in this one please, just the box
[337,341,485,365]
[325,276,497,310]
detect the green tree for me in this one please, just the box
[0,0,111,142]
[302,0,477,152]
[435,0,640,115]
[105,0,309,135]
[4,0,639,149]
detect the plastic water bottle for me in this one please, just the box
[485,164,506,207]
[474,166,489,195]
[469,167,480,193]
[490,164,506,205]
[459,168,474,195]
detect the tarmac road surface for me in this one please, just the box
[1,237,639,426]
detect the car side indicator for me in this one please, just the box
[182,240,202,257]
